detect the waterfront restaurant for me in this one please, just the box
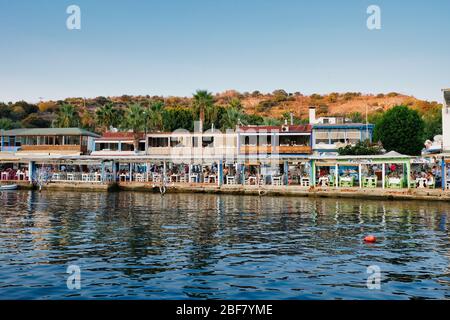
[307,106,374,155]
[0,128,100,182]
[311,151,412,189]
[92,131,146,156]
[236,124,312,185]
[0,128,100,156]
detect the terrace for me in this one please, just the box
[1,128,100,155]
[238,125,312,155]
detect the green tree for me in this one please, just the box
[192,90,215,131]
[146,101,165,131]
[0,118,20,130]
[0,103,11,119]
[220,106,247,130]
[13,101,38,116]
[349,112,363,123]
[338,140,383,156]
[96,103,120,131]
[54,103,79,128]
[374,105,424,155]
[228,98,242,110]
[162,107,194,132]
[243,114,264,125]
[123,103,145,151]
[368,110,385,141]
[421,104,442,141]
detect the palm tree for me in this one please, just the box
[147,101,165,131]
[192,90,214,132]
[228,97,243,110]
[54,103,79,128]
[123,103,145,152]
[221,99,247,130]
[96,103,119,131]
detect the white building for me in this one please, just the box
[443,89,450,152]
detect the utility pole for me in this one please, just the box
[366,104,369,141]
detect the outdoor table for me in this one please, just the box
[152,174,161,183]
[388,177,402,188]
[67,173,75,181]
[340,176,353,187]
[119,173,128,182]
[272,176,282,186]
[301,177,310,187]
[318,176,329,187]
[364,176,377,188]
[135,173,145,182]
[209,175,217,184]
[1,172,9,180]
[226,176,236,185]
[416,178,427,188]
[82,173,90,182]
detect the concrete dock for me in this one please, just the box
[6,180,449,202]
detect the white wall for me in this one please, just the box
[309,108,316,124]
[443,90,450,152]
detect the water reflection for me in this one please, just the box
[0,190,450,299]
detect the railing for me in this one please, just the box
[240,145,313,154]
[0,146,21,152]
[147,146,237,157]
[19,145,81,152]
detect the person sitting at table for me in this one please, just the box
[426,172,435,188]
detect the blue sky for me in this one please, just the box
[0,0,449,102]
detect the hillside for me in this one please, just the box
[84,90,441,121]
[0,90,443,134]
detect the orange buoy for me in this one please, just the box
[364,235,377,243]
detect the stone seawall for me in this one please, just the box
[8,181,450,202]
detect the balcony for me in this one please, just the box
[240,145,312,154]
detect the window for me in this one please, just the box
[149,137,168,147]
[329,130,346,144]
[97,143,119,151]
[64,136,80,145]
[192,137,199,147]
[202,136,214,148]
[314,130,329,144]
[121,143,134,151]
[279,135,310,146]
[170,136,183,147]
